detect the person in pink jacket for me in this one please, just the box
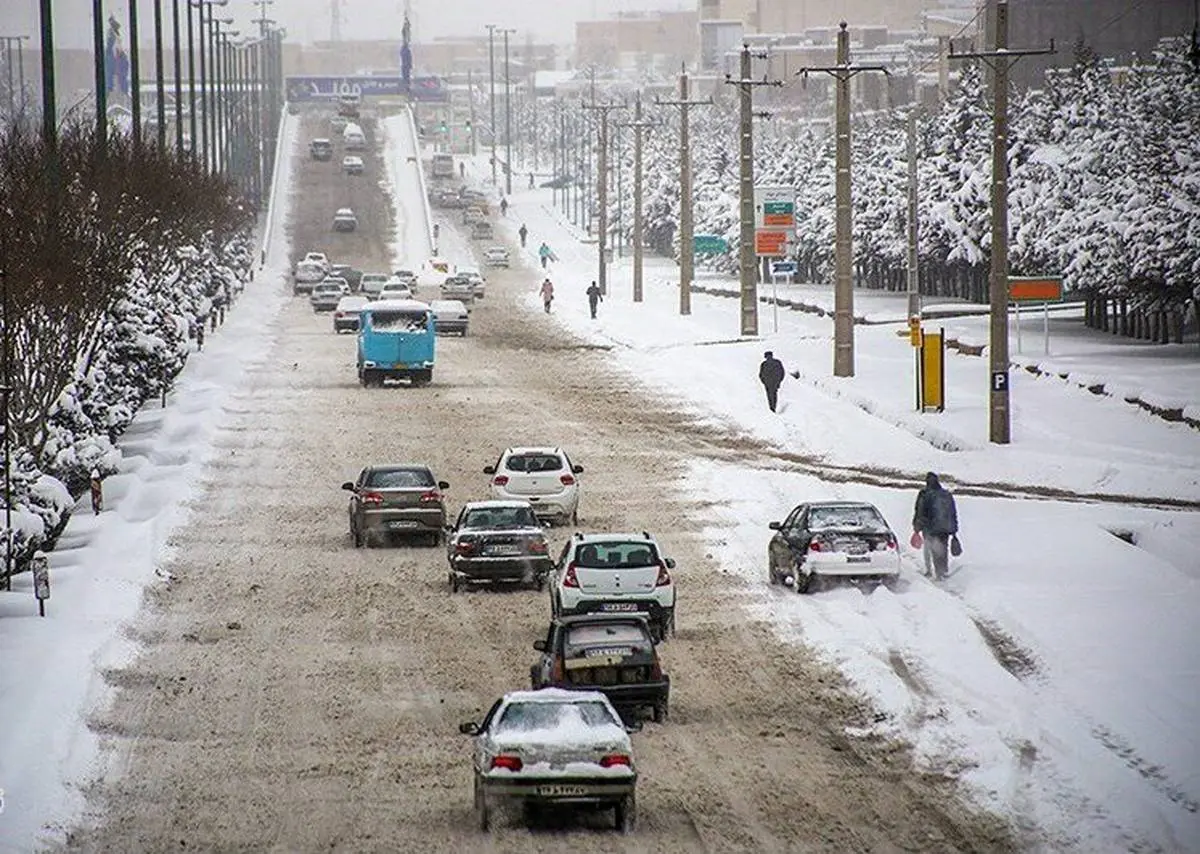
[539,278,554,313]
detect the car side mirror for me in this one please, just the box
[624,720,644,734]
[768,521,782,530]
[438,481,450,490]
[665,558,676,569]
[572,465,584,474]
[458,721,480,735]
[483,465,496,475]
[341,481,355,491]
[533,640,547,652]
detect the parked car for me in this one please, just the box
[309,138,333,161]
[379,279,414,301]
[343,154,365,175]
[457,268,486,299]
[333,295,370,332]
[484,447,581,526]
[333,207,358,232]
[483,246,510,268]
[341,464,449,547]
[549,531,677,641]
[440,275,476,305]
[530,613,669,725]
[459,688,638,833]
[356,299,436,387]
[359,272,390,299]
[310,278,350,312]
[767,501,900,593]
[445,500,551,592]
[328,264,362,292]
[430,299,470,336]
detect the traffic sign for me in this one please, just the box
[754,229,788,257]
[769,260,796,275]
[991,371,1008,392]
[754,185,795,229]
[1008,276,1063,302]
[693,234,728,254]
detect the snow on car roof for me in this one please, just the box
[365,299,430,312]
[503,687,611,705]
[506,446,562,455]
[430,299,467,310]
[461,499,535,510]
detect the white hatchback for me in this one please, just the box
[379,279,414,301]
[549,531,677,641]
[483,447,582,526]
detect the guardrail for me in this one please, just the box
[259,105,292,268]
[401,104,436,257]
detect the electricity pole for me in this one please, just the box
[906,108,920,320]
[725,44,781,336]
[128,0,142,152]
[486,24,497,185]
[92,0,107,154]
[950,1,1053,443]
[616,94,657,302]
[153,0,166,148]
[501,27,514,196]
[582,98,624,296]
[796,23,889,376]
[657,69,712,316]
[467,67,477,154]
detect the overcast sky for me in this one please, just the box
[4,0,691,49]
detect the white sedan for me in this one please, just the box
[459,688,637,833]
[767,501,901,593]
[483,246,510,268]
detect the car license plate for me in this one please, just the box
[600,603,639,612]
[487,544,522,556]
[536,784,586,797]
[389,520,420,529]
[846,556,870,563]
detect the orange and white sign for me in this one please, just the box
[1008,277,1063,302]
[754,229,789,257]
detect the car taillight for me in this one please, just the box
[455,540,476,556]
[419,489,441,504]
[648,660,662,680]
[655,563,671,587]
[361,491,384,506]
[550,658,563,681]
[809,539,823,552]
[560,474,575,486]
[878,535,897,551]
[599,754,631,768]
[335,311,345,318]
[492,475,509,487]
[490,755,523,772]
[562,563,580,588]
[528,539,549,555]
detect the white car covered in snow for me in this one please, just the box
[483,446,581,525]
[483,246,510,268]
[458,688,637,833]
[766,501,900,593]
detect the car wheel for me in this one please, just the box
[615,792,636,833]
[652,700,668,723]
[571,509,579,526]
[474,779,490,832]
[449,572,458,593]
[795,570,815,594]
[352,525,364,549]
[529,665,539,689]
[767,556,778,585]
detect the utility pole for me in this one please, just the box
[128,0,142,151]
[725,44,781,336]
[950,1,1053,443]
[92,0,107,154]
[582,98,624,296]
[906,108,920,320]
[796,23,889,376]
[153,0,166,148]
[39,0,55,148]
[467,67,477,154]
[658,68,712,316]
[486,24,497,185]
[172,0,183,154]
[616,94,657,302]
[501,27,515,196]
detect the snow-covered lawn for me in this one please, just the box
[470,168,1200,852]
[0,112,300,849]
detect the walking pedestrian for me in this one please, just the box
[518,223,528,248]
[500,197,509,217]
[538,242,551,269]
[89,468,103,515]
[539,278,555,313]
[195,318,205,351]
[758,351,785,412]
[528,171,535,188]
[459,161,465,178]
[912,472,959,580]
[586,281,603,319]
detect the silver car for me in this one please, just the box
[342,464,449,547]
[359,272,390,299]
[459,688,638,833]
[310,278,349,312]
[441,275,476,305]
[430,299,470,336]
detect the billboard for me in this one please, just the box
[286,75,448,103]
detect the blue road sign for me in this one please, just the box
[285,75,448,103]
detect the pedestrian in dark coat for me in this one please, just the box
[518,223,528,248]
[758,351,786,412]
[912,472,959,579]
[586,281,603,319]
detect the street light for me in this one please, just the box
[485,24,497,185]
[500,28,515,197]
[211,17,234,174]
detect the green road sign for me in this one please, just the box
[693,234,728,254]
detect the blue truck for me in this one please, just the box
[357,299,436,387]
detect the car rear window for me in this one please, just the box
[367,468,434,488]
[566,623,650,648]
[495,700,618,733]
[807,505,887,532]
[369,310,427,331]
[504,454,563,473]
[462,506,538,529]
[572,541,658,569]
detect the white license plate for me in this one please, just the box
[845,556,871,563]
[600,603,639,612]
[536,784,586,797]
[389,520,420,529]
[487,545,522,556]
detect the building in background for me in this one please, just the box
[575,10,698,73]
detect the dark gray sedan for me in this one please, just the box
[342,465,449,547]
[445,500,552,591]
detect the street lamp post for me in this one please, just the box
[153,0,166,149]
[485,24,497,186]
[128,0,142,152]
[38,0,55,149]
[500,27,515,197]
[172,0,184,155]
[91,0,107,153]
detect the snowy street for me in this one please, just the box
[0,98,1197,853]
